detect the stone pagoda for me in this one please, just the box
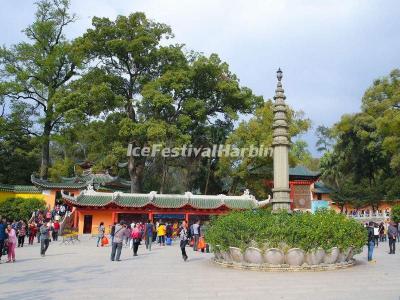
[271,68,291,211]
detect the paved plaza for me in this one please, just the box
[1,237,399,300]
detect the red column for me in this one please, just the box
[73,208,79,229]
[149,212,153,222]
[185,213,189,223]
[111,212,116,224]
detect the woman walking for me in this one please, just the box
[28,222,37,245]
[97,222,105,247]
[179,220,189,262]
[6,224,17,263]
[131,224,142,256]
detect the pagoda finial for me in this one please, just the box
[277,68,283,82]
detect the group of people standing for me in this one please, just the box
[0,208,64,263]
[367,220,399,262]
[97,219,205,263]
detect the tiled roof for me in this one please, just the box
[31,174,131,190]
[313,181,332,194]
[61,190,263,210]
[289,166,320,178]
[31,175,88,189]
[0,183,41,194]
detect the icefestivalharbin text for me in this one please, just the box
[126,143,273,158]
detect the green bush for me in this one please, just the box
[0,197,46,222]
[391,205,400,223]
[206,209,366,253]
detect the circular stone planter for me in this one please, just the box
[213,250,223,261]
[285,248,305,266]
[229,247,244,263]
[346,247,354,261]
[337,247,353,262]
[323,247,339,264]
[263,248,285,265]
[306,248,325,265]
[213,245,357,272]
[221,251,233,263]
[244,247,263,264]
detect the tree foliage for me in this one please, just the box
[0,198,46,222]
[320,69,400,208]
[0,0,118,179]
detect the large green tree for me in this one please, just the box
[0,0,117,179]
[82,13,262,193]
[0,102,41,183]
[320,69,400,208]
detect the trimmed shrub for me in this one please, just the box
[206,209,366,253]
[0,197,46,222]
[391,205,400,223]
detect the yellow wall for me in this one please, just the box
[0,191,45,201]
[78,210,113,235]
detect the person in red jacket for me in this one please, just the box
[52,220,60,241]
[28,222,37,245]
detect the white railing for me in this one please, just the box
[345,212,390,220]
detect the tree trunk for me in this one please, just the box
[40,120,52,179]
[160,157,168,194]
[128,155,145,193]
[204,158,212,194]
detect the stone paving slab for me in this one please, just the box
[0,237,399,300]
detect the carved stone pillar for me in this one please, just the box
[272,68,291,211]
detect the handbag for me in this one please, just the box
[198,237,206,250]
[102,236,109,245]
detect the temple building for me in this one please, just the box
[61,188,267,234]
[1,164,398,231]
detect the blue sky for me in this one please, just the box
[1,0,399,156]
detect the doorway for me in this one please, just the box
[83,215,93,234]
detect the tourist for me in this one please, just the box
[367,221,375,262]
[192,220,201,251]
[28,221,37,245]
[59,204,66,217]
[110,220,129,261]
[110,222,116,244]
[373,223,379,247]
[172,222,178,239]
[0,218,6,262]
[45,209,52,221]
[36,218,43,243]
[6,224,17,263]
[125,223,132,247]
[97,222,105,247]
[144,220,154,251]
[166,222,173,245]
[178,220,189,262]
[40,222,52,257]
[388,221,398,254]
[397,222,400,243]
[155,220,160,243]
[17,220,26,247]
[52,219,60,241]
[131,224,142,256]
[379,222,385,242]
[157,222,166,246]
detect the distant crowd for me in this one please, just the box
[0,204,70,263]
[96,219,208,262]
[366,220,399,262]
